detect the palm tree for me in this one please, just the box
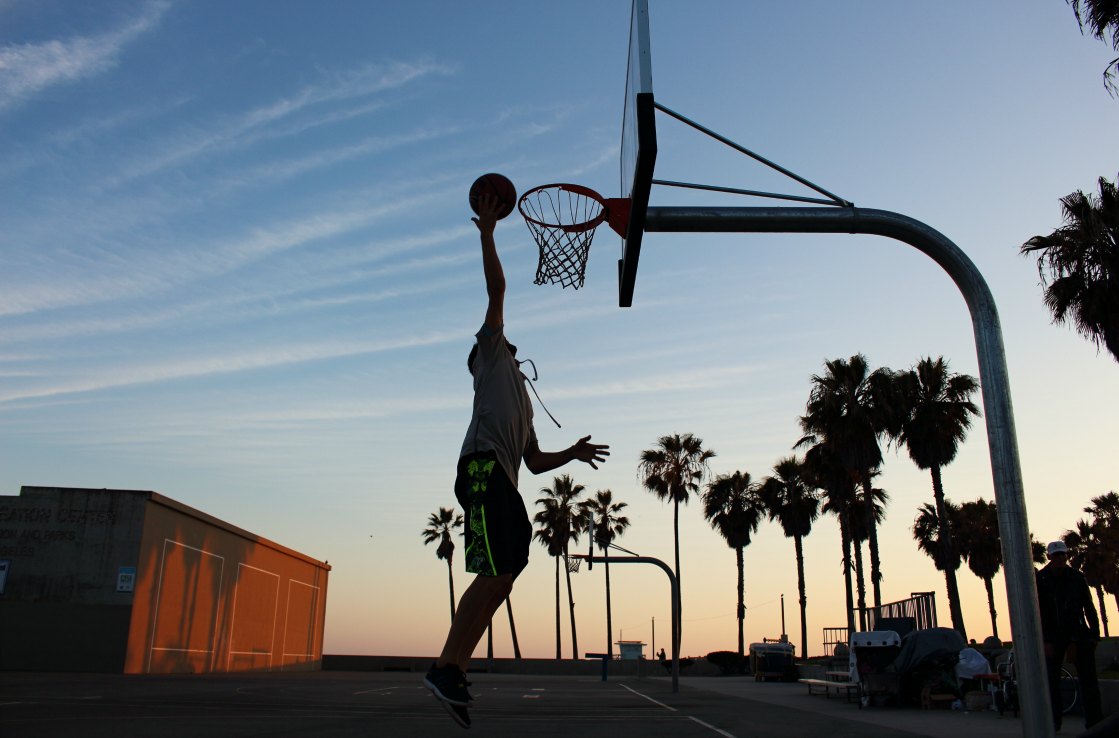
[534,474,585,659]
[702,470,765,657]
[1084,492,1119,614]
[913,500,966,638]
[1063,519,1112,638]
[579,489,631,659]
[798,354,893,608]
[848,480,889,628]
[533,516,565,659]
[802,441,858,633]
[638,432,716,650]
[887,356,979,640]
[422,507,463,623]
[504,597,523,659]
[1031,536,1049,565]
[1021,173,1119,362]
[759,455,821,659]
[1066,0,1119,93]
[955,498,1004,640]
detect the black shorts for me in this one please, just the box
[455,451,531,580]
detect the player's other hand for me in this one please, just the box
[572,435,610,469]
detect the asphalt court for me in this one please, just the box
[0,670,1066,737]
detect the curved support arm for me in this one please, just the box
[585,555,680,693]
[643,206,1049,737]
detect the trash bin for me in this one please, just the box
[749,642,795,681]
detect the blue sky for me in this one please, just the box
[2,0,1117,660]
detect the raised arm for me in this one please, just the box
[473,194,505,332]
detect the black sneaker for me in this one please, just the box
[437,698,471,729]
[424,663,471,706]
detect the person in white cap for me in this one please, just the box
[1035,539,1102,730]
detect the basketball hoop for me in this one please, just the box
[518,184,630,289]
[565,554,582,573]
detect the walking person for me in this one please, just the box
[1036,540,1103,731]
[424,194,609,729]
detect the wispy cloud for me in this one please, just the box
[107,59,456,185]
[0,1,170,113]
[210,123,461,195]
[0,330,466,405]
[0,182,463,319]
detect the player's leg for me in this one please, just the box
[426,452,515,711]
[445,461,526,668]
[440,573,513,669]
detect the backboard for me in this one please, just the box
[618,0,656,307]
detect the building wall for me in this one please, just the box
[0,487,147,671]
[124,493,330,674]
[0,487,329,674]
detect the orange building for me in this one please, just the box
[0,486,330,674]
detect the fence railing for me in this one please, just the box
[858,591,938,635]
[822,626,849,657]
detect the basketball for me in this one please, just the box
[469,173,517,220]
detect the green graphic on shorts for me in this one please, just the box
[465,458,497,576]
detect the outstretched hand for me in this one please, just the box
[572,435,610,469]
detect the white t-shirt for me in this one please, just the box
[460,324,535,488]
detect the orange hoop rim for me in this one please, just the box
[518,183,608,234]
[518,183,631,238]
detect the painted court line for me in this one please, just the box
[352,687,398,695]
[618,683,676,711]
[619,684,737,738]
[688,716,738,738]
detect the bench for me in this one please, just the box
[798,678,861,705]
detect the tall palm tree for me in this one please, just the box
[534,474,585,659]
[887,356,979,640]
[913,500,966,637]
[638,432,716,651]
[1021,173,1119,362]
[533,517,565,659]
[1066,0,1119,93]
[703,470,765,657]
[1084,492,1119,614]
[848,480,889,628]
[759,455,821,659]
[504,597,523,659]
[955,498,1004,640]
[802,441,858,633]
[422,507,463,623]
[798,354,893,608]
[579,489,630,659]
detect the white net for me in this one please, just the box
[519,185,606,290]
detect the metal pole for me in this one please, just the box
[781,594,787,642]
[644,205,1051,738]
[587,555,680,693]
